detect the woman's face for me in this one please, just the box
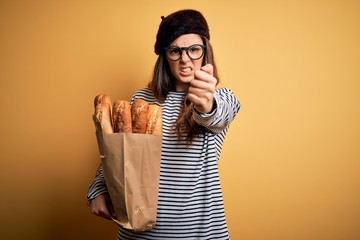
[166,34,204,91]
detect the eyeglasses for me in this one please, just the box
[165,44,206,61]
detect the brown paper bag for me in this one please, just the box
[93,115,162,231]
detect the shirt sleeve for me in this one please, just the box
[192,87,241,134]
[86,163,108,202]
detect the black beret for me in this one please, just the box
[154,9,210,55]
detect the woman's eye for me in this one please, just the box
[170,48,180,54]
[190,47,200,52]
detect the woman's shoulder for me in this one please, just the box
[131,88,158,104]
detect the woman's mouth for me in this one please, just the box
[180,67,192,74]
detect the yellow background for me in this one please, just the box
[1,0,359,239]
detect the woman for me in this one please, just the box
[87,9,241,240]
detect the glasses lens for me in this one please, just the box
[166,47,181,61]
[188,45,204,60]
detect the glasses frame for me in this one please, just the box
[164,44,206,61]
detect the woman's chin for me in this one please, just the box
[179,75,194,83]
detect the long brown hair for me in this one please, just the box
[148,37,219,144]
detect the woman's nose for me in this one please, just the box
[180,50,190,62]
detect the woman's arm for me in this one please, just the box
[192,87,241,133]
[87,164,114,220]
[187,64,240,133]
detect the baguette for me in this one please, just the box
[131,99,149,134]
[146,105,162,135]
[94,94,113,133]
[112,100,132,133]
[94,94,112,109]
[93,94,163,135]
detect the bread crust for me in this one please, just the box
[95,102,113,133]
[94,94,111,108]
[93,94,162,135]
[112,100,132,133]
[131,99,149,134]
[146,105,162,135]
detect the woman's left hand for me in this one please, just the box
[187,64,217,113]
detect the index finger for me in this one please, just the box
[194,67,217,85]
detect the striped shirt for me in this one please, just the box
[87,87,240,240]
